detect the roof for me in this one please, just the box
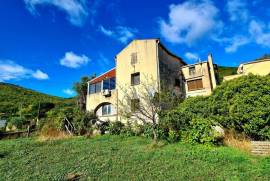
[89,68,116,84]
[241,58,270,66]
[115,38,187,65]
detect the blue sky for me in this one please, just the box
[0,0,269,97]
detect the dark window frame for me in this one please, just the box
[131,72,140,86]
[130,99,140,112]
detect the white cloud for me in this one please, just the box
[249,20,270,48]
[226,0,249,22]
[225,36,250,53]
[60,52,90,68]
[63,89,75,96]
[0,60,49,82]
[99,25,137,44]
[32,69,49,80]
[24,0,88,26]
[159,0,221,45]
[185,52,199,61]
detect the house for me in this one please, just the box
[224,57,270,81]
[86,39,218,122]
[181,54,219,97]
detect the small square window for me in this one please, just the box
[131,53,137,65]
[174,78,180,87]
[131,72,140,86]
[189,66,196,76]
[131,99,140,112]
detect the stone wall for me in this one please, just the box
[251,141,270,156]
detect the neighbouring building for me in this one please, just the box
[224,57,270,81]
[86,39,218,122]
[181,54,219,97]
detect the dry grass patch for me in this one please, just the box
[224,130,251,153]
[38,127,72,141]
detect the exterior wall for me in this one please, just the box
[86,89,118,122]
[116,39,159,122]
[181,55,218,97]
[224,59,270,81]
[158,45,186,98]
[239,59,270,75]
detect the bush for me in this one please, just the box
[109,121,125,135]
[184,118,217,144]
[8,117,28,130]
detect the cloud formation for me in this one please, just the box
[63,88,75,96]
[24,0,88,26]
[60,51,90,68]
[185,52,199,61]
[0,60,49,82]
[226,0,249,22]
[99,25,137,44]
[159,0,221,45]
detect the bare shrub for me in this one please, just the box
[224,129,251,153]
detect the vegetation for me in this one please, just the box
[0,82,74,120]
[217,66,237,82]
[0,136,269,180]
[162,74,270,143]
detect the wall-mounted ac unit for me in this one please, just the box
[103,89,111,96]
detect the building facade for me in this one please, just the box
[224,58,270,81]
[86,39,218,122]
[181,54,218,97]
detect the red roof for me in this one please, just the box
[90,68,116,84]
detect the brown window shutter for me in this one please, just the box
[187,79,203,91]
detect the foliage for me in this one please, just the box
[7,117,27,130]
[108,121,125,135]
[1,136,270,180]
[185,118,217,144]
[217,66,237,83]
[169,74,270,141]
[73,75,95,111]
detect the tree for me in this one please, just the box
[73,75,95,111]
[118,78,182,142]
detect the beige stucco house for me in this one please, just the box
[181,54,219,97]
[224,57,270,81]
[86,39,218,122]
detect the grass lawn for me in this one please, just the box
[1,136,270,180]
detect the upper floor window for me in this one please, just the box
[89,82,101,94]
[189,66,196,76]
[187,79,203,91]
[174,78,180,87]
[131,53,137,65]
[103,77,116,90]
[131,72,140,86]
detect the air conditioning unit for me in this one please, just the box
[103,89,111,96]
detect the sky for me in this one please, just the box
[0,0,269,98]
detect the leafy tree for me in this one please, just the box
[73,75,95,111]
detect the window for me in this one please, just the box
[103,77,116,90]
[174,78,180,87]
[187,79,203,91]
[131,53,137,65]
[131,99,140,112]
[131,72,140,86]
[102,104,111,115]
[189,66,196,76]
[89,84,96,94]
[95,82,101,93]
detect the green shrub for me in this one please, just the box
[109,121,125,135]
[185,118,217,144]
[8,117,28,130]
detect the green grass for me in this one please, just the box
[1,136,270,180]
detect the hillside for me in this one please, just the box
[0,83,74,118]
[217,66,238,82]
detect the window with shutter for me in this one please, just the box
[187,79,203,91]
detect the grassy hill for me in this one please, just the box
[0,83,74,118]
[217,66,238,82]
[0,136,269,180]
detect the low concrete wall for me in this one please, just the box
[251,141,270,156]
